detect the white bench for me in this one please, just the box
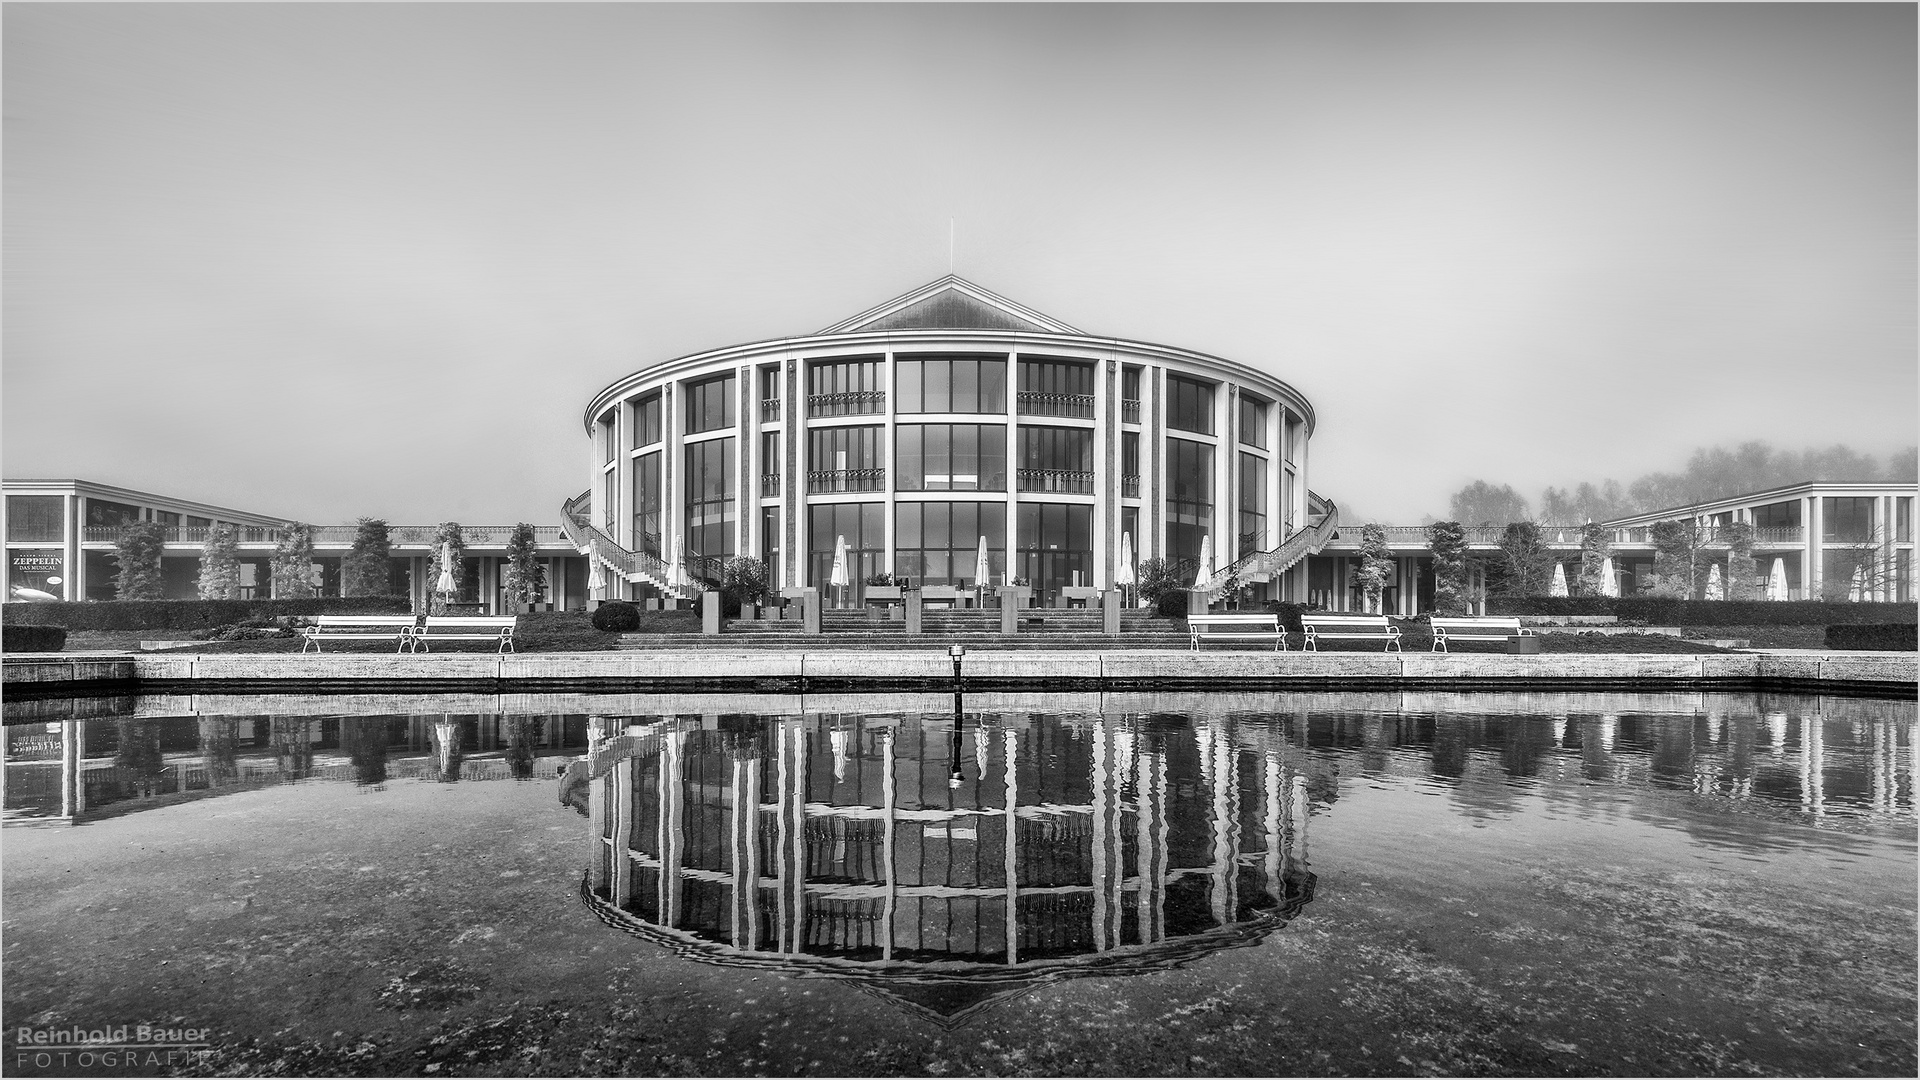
[1300,613,1402,653]
[412,615,518,653]
[1429,616,1533,653]
[301,615,418,654]
[1188,613,1287,651]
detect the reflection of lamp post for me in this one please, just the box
[948,687,965,790]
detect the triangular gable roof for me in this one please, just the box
[817,275,1081,335]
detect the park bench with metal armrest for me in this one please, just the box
[412,615,518,653]
[301,615,418,654]
[1428,616,1533,653]
[1187,613,1287,651]
[1300,613,1402,653]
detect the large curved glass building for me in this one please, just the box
[570,276,1330,604]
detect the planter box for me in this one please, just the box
[1506,635,1542,655]
[865,586,904,603]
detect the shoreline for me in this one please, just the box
[5,649,1914,700]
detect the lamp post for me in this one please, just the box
[949,642,966,691]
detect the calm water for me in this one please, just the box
[3,689,1915,1075]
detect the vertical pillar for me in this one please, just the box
[1806,496,1822,600]
[1102,590,1121,635]
[785,356,802,589]
[905,591,923,636]
[802,587,821,634]
[1102,359,1119,590]
[703,590,721,635]
[1147,367,1163,559]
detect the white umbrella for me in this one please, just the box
[1600,555,1618,598]
[1191,534,1214,592]
[1115,533,1136,588]
[669,533,688,590]
[829,535,849,607]
[1704,562,1724,601]
[435,541,457,596]
[1848,564,1865,603]
[1549,562,1568,597]
[1767,558,1788,601]
[973,534,990,589]
[586,541,606,591]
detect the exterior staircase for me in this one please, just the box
[617,608,1196,651]
[559,490,695,600]
[1195,491,1340,603]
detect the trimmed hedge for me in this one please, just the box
[0,596,411,631]
[3,624,67,652]
[589,601,641,632]
[1825,624,1917,651]
[1489,597,1914,627]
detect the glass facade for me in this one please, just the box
[895,356,1007,414]
[1239,397,1268,449]
[807,358,884,417]
[636,392,663,447]
[895,501,1007,587]
[1017,358,1095,418]
[632,452,662,558]
[1823,497,1874,543]
[1897,497,1912,543]
[6,496,62,542]
[1016,504,1092,594]
[85,498,140,530]
[1121,432,1141,498]
[1238,452,1267,554]
[1121,367,1142,424]
[761,507,782,592]
[1017,426,1094,494]
[759,431,781,497]
[1166,438,1213,568]
[1752,500,1801,529]
[897,424,1007,491]
[809,503,885,601]
[599,410,618,464]
[808,426,884,493]
[685,438,735,561]
[1167,375,1215,435]
[686,374,735,435]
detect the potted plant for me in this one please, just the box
[864,571,904,603]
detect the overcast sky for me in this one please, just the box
[5,3,1914,527]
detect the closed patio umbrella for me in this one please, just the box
[1600,555,1618,598]
[973,535,991,590]
[669,534,689,592]
[1767,558,1788,601]
[829,534,849,607]
[1704,562,1724,601]
[436,541,457,596]
[1115,533,1136,587]
[1848,564,1865,603]
[1191,535,1214,593]
[586,541,606,592]
[1549,562,1568,597]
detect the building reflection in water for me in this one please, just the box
[581,706,1317,1025]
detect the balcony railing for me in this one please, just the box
[807,391,885,418]
[1017,469,1095,495]
[1121,398,1141,424]
[807,469,886,494]
[760,399,782,423]
[1337,524,1811,549]
[81,524,571,547]
[1016,391,1095,419]
[1121,474,1141,499]
[761,474,781,498]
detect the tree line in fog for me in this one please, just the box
[1440,442,1919,526]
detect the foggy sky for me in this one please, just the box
[5,3,1914,527]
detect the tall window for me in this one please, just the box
[1897,497,1912,542]
[601,468,618,532]
[632,452,662,557]
[1822,497,1874,543]
[807,358,884,416]
[1281,410,1296,464]
[1898,549,1912,603]
[809,503,884,599]
[598,410,618,463]
[897,424,1007,491]
[635,392,663,447]
[896,501,1007,587]
[761,507,782,591]
[1166,375,1215,435]
[1751,500,1801,529]
[759,364,783,423]
[1120,507,1140,565]
[896,355,1007,414]
[1238,452,1268,554]
[1016,503,1093,595]
[1239,396,1269,449]
[685,438,736,561]
[808,426,884,492]
[6,496,62,542]
[1017,357,1095,418]
[1121,433,1141,498]
[1017,426,1094,494]
[1121,367,1143,424]
[759,431,781,497]
[84,499,140,529]
[1166,438,1213,569]
[685,374,735,435]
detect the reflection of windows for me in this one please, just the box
[1822,497,1874,543]
[1165,438,1213,566]
[685,374,735,434]
[807,358,884,416]
[1239,396,1269,449]
[6,496,62,542]
[896,501,1006,587]
[635,392,663,446]
[808,426,884,492]
[1017,426,1094,493]
[1166,375,1215,435]
[684,438,736,560]
[896,355,1007,414]
[1239,453,1268,553]
[1017,358,1094,418]
[632,452,662,557]
[1016,503,1092,594]
[897,424,1006,491]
